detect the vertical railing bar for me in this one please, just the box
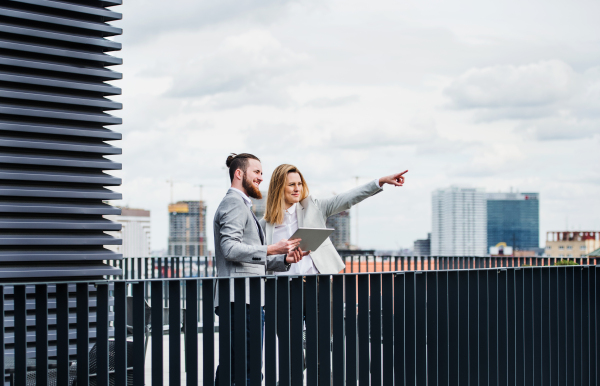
[35,284,49,386]
[581,267,590,386]
[318,276,332,386]
[218,278,232,385]
[291,277,305,386]
[14,285,27,386]
[358,275,370,386]
[448,271,460,386]
[265,277,278,386]
[478,270,489,386]
[382,273,394,386]
[438,271,449,386]
[234,278,248,386]
[186,280,199,386]
[394,273,406,386]
[249,278,263,386]
[278,276,291,386]
[133,282,146,386]
[97,283,110,386]
[405,273,416,386]
[151,280,164,386]
[332,275,345,386]
[468,270,479,386]
[169,280,181,386]
[371,274,382,386]
[305,275,318,386]
[488,270,499,386]
[426,272,438,386]
[56,284,70,386]
[346,275,358,386]
[202,279,215,386]
[77,283,90,386]
[415,273,427,386]
[114,282,127,386]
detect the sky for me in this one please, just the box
[107,0,600,252]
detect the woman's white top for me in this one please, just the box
[273,203,319,275]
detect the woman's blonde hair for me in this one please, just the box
[264,164,309,225]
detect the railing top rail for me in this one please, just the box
[0,264,596,286]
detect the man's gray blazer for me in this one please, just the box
[214,189,288,304]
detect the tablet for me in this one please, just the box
[289,227,335,252]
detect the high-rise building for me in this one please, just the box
[168,201,207,256]
[105,207,151,257]
[326,210,351,249]
[250,192,267,220]
[413,233,431,256]
[431,186,487,256]
[487,192,539,251]
[545,231,600,258]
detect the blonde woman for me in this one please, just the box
[259,164,408,275]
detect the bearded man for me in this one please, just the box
[213,153,307,385]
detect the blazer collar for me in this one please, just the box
[297,200,305,228]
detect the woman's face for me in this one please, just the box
[284,172,303,206]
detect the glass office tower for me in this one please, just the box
[486,192,539,250]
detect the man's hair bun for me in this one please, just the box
[224,153,261,182]
[226,153,238,168]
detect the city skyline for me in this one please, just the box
[109,0,600,252]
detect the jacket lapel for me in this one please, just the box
[297,201,305,228]
[266,221,274,245]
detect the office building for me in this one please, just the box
[326,210,351,249]
[545,231,600,258]
[168,200,207,256]
[105,207,151,257]
[413,233,431,256]
[487,192,539,251]
[431,186,487,256]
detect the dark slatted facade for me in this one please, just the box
[0,0,123,279]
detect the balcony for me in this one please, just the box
[2,255,597,385]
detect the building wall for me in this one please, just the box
[326,210,351,249]
[487,192,539,250]
[431,187,487,256]
[413,233,431,256]
[168,201,207,256]
[105,208,151,257]
[545,231,600,258]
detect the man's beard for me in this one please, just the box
[242,173,262,199]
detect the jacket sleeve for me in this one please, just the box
[218,203,268,263]
[314,179,383,218]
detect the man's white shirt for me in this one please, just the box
[273,203,319,275]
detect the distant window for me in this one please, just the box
[567,246,573,250]
[559,246,564,250]
[546,246,551,250]
[559,254,564,258]
[567,254,573,257]
[580,246,586,251]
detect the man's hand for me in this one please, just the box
[267,238,301,255]
[285,248,310,264]
[379,170,408,187]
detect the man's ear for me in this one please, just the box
[234,168,244,181]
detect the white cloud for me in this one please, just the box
[445,60,579,110]
[165,30,308,108]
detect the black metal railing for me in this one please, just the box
[3,265,598,386]
[110,255,597,280]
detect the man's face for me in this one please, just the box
[284,172,303,206]
[242,159,263,199]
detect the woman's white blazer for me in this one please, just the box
[259,180,383,274]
